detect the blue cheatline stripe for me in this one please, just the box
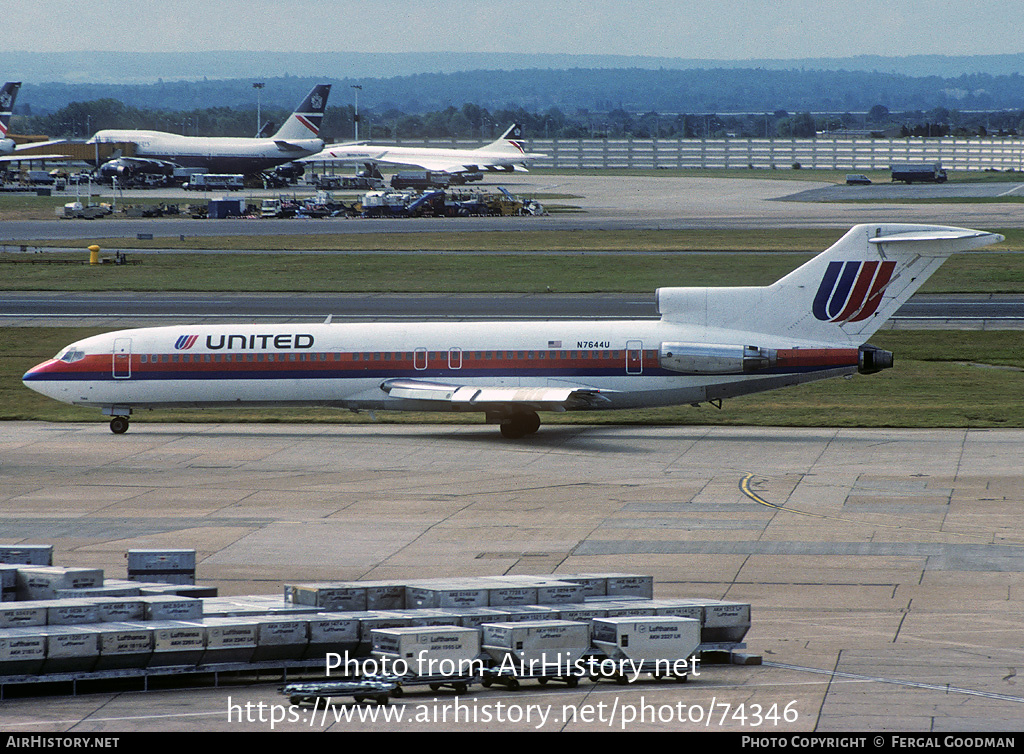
[25,363,854,384]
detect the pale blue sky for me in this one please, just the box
[10,0,1024,60]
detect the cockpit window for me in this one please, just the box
[58,348,86,363]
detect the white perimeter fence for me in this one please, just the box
[319,136,1024,172]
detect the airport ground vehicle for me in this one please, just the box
[890,163,947,183]
[183,174,244,191]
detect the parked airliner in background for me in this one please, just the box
[0,82,21,156]
[0,82,82,165]
[23,224,1002,438]
[87,84,331,178]
[304,123,547,180]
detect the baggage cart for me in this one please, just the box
[282,678,396,706]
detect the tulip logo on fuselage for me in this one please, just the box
[812,260,896,324]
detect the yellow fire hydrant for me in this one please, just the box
[88,245,100,265]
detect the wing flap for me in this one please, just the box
[380,379,612,410]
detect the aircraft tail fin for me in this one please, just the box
[657,223,1004,345]
[480,123,527,156]
[271,84,331,142]
[0,82,22,138]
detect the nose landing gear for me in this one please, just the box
[109,416,130,434]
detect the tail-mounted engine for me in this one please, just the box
[659,341,892,376]
[858,344,893,374]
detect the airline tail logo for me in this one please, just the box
[812,260,896,323]
[175,335,199,350]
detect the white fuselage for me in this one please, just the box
[312,142,543,173]
[89,130,324,174]
[22,318,859,415]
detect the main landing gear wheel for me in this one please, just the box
[109,416,129,434]
[499,411,541,439]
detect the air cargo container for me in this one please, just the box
[592,616,701,665]
[127,549,196,585]
[16,567,103,600]
[200,617,259,665]
[0,627,46,675]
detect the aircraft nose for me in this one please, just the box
[22,359,62,396]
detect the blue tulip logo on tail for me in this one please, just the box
[174,335,199,350]
[812,260,897,323]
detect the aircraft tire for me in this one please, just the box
[499,411,540,439]
[523,411,541,434]
[500,421,527,439]
[109,416,129,435]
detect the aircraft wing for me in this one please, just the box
[0,152,72,163]
[380,378,613,412]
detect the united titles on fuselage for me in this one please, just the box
[199,333,316,351]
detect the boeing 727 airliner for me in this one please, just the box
[23,224,1002,437]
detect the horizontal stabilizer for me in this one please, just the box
[657,223,1004,345]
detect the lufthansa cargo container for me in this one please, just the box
[498,605,562,623]
[93,622,155,670]
[148,621,207,667]
[0,627,46,675]
[40,626,101,673]
[83,597,146,623]
[371,626,481,669]
[249,617,310,662]
[140,595,204,621]
[405,581,490,609]
[127,549,196,585]
[481,581,538,607]
[587,600,658,618]
[434,607,515,628]
[54,584,142,598]
[482,620,591,666]
[304,613,361,659]
[200,617,259,665]
[16,567,104,600]
[0,545,53,566]
[591,616,701,664]
[587,573,654,599]
[0,603,47,629]
[668,599,751,643]
[1,566,17,602]
[360,581,408,610]
[480,576,585,605]
[45,599,102,626]
[553,605,610,624]
[286,583,368,611]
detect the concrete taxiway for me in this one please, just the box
[7,174,1024,241]
[1,421,1022,732]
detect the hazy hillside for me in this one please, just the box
[9,51,1024,85]
[14,66,1024,118]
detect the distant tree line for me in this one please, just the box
[14,99,1024,142]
